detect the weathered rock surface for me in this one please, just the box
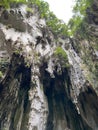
[0,2,98,130]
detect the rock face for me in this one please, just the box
[0,2,98,130]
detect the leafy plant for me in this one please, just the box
[26,7,34,14]
[0,71,3,78]
[0,0,68,36]
[0,0,93,38]
[73,0,93,17]
[54,47,69,68]
[68,0,93,37]
[68,15,83,36]
[0,0,27,8]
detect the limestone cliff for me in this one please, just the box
[0,1,98,130]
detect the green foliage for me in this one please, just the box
[0,0,68,36]
[73,0,93,16]
[68,16,83,36]
[0,71,3,78]
[14,49,20,54]
[0,0,27,8]
[54,47,69,68]
[68,0,93,37]
[46,12,68,36]
[0,0,10,8]
[0,0,92,37]
[30,0,68,36]
[26,7,34,14]
[38,1,49,18]
[54,47,67,59]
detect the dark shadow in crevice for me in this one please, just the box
[40,65,93,130]
[78,86,98,129]
[10,66,31,130]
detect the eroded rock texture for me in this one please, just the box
[0,2,98,130]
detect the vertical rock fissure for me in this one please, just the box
[78,86,98,130]
[40,66,93,130]
[0,54,31,130]
[12,66,31,130]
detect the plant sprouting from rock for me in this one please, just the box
[54,47,69,68]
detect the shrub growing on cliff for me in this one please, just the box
[30,0,68,36]
[54,47,69,68]
[0,71,3,78]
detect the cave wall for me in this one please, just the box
[0,2,98,130]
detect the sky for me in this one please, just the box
[43,0,75,23]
